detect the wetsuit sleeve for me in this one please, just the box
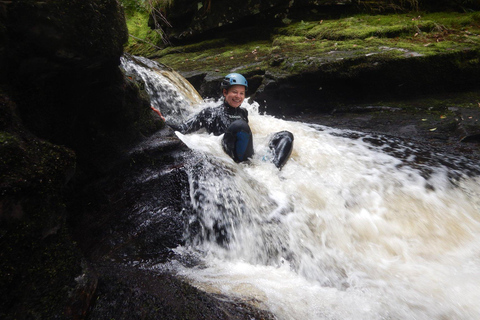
[169,108,212,134]
[241,108,249,123]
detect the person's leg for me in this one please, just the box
[222,120,254,162]
[268,131,294,169]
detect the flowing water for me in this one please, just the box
[122,56,480,320]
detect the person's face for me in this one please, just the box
[223,85,246,108]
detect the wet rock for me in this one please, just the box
[68,129,276,319]
[0,93,83,319]
[0,1,166,318]
[1,0,163,177]
[89,263,275,320]
[159,0,353,43]
[181,50,480,119]
[455,107,480,143]
[69,129,190,263]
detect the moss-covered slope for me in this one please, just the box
[150,12,480,76]
[128,11,479,117]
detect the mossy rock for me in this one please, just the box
[0,93,87,319]
[121,11,480,115]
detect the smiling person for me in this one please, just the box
[168,73,254,162]
[168,73,293,168]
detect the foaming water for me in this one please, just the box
[120,54,202,120]
[173,101,480,319]
[123,56,480,319]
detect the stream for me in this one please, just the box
[121,55,480,320]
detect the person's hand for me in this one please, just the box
[150,106,165,121]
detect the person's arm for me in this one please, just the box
[150,106,165,121]
[167,108,212,134]
[240,107,249,123]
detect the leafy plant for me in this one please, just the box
[119,0,172,45]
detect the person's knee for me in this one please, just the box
[222,120,254,162]
[269,131,293,146]
[269,131,294,168]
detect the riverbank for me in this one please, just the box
[132,10,480,97]
[291,89,480,159]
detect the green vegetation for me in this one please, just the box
[124,10,163,56]
[279,12,480,41]
[119,0,168,55]
[355,0,479,12]
[119,3,479,119]
[118,0,480,76]
[139,11,479,75]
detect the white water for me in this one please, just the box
[120,54,202,120]
[122,56,480,320]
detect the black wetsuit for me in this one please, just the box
[169,101,254,162]
[174,101,249,136]
[170,101,293,168]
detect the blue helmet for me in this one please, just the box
[221,73,248,91]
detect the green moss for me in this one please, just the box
[0,131,18,144]
[147,11,480,77]
[157,38,230,56]
[124,9,163,56]
[279,12,480,44]
[156,40,273,74]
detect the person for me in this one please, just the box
[168,73,293,168]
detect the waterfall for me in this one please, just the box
[122,56,480,320]
[121,54,202,121]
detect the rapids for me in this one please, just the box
[122,56,480,320]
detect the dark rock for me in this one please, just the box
[159,0,354,43]
[68,129,276,319]
[1,0,163,177]
[89,263,275,320]
[69,129,190,263]
[457,107,480,143]
[181,50,480,119]
[0,1,167,318]
[0,92,84,319]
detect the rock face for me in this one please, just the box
[160,0,352,42]
[0,94,81,319]
[0,1,161,318]
[2,0,163,175]
[0,1,276,319]
[158,0,479,44]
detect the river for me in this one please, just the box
[122,55,480,320]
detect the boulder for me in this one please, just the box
[1,0,163,176]
[159,0,354,42]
